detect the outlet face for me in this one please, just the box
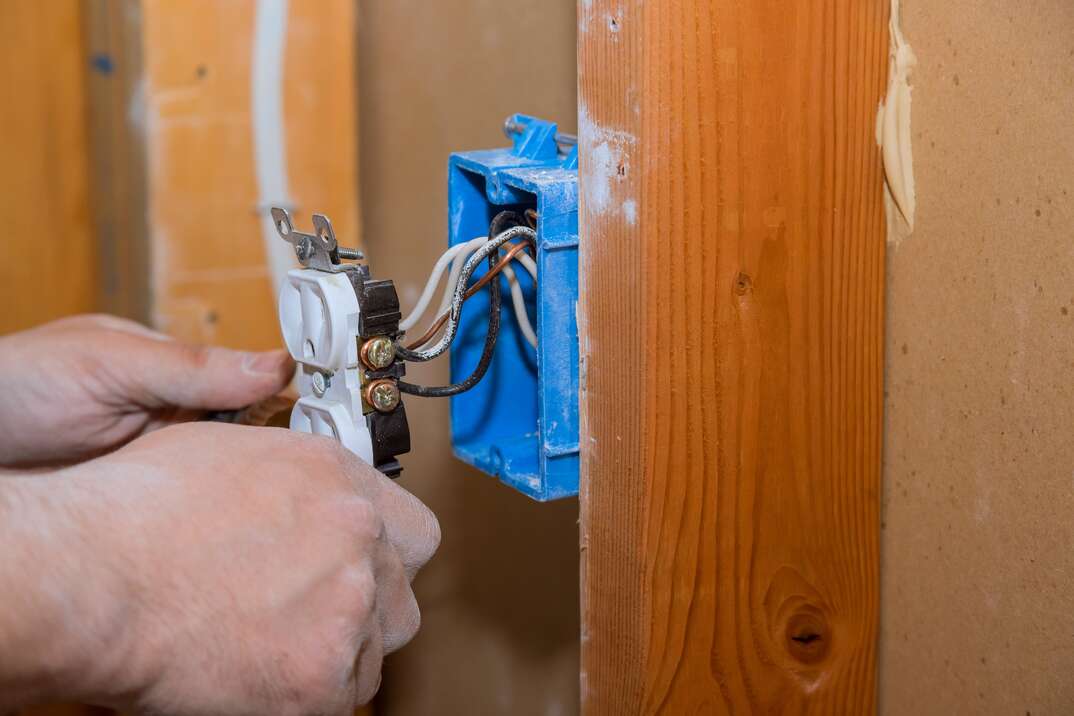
[278,270,360,372]
[272,208,410,478]
[290,396,374,462]
[279,267,373,460]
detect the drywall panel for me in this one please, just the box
[356,1,580,714]
[880,1,1074,713]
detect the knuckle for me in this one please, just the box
[353,646,385,706]
[340,497,383,545]
[412,503,441,565]
[343,564,378,621]
[288,636,354,712]
[388,590,422,653]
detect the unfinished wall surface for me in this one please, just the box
[357,1,580,714]
[880,1,1074,713]
[0,1,96,335]
[138,0,359,350]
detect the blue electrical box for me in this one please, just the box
[448,115,579,501]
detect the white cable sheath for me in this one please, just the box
[399,239,482,331]
[513,252,537,281]
[406,233,539,352]
[252,0,295,296]
[433,237,488,320]
[399,226,535,362]
[502,264,537,348]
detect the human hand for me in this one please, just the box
[0,421,439,714]
[0,314,294,466]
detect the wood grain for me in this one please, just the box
[139,0,359,349]
[0,0,96,335]
[578,1,889,712]
[84,0,150,324]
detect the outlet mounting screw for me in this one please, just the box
[311,371,328,397]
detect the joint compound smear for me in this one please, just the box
[876,0,917,235]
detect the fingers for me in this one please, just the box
[49,313,173,341]
[124,337,295,411]
[375,478,442,581]
[350,608,386,707]
[373,540,422,654]
[57,314,295,411]
[334,448,441,581]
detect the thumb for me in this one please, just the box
[128,341,295,411]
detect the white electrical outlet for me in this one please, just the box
[279,267,373,462]
[289,395,374,463]
[278,269,361,372]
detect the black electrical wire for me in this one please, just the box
[395,220,533,363]
[396,211,526,397]
[397,251,499,397]
[490,210,527,244]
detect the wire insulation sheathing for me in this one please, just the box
[403,240,534,351]
[395,225,536,363]
[397,249,501,397]
[400,237,487,331]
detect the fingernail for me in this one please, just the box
[241,350,287,376]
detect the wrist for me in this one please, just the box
[0,468,139,708]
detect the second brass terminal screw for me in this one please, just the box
[366,379,401,413]
[360,335,396,370]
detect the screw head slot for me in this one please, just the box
[366,379,400,413]
[311,371,329,397]
[360,336,396,370]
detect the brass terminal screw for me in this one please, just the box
[365,379,401,413]
[360,335,396,370]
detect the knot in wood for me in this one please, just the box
[785,608,832,665]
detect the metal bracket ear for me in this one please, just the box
[271,207,363,272]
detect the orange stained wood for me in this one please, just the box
[0,0,96,335]
[578,0,888,713]
[141,0,359,349]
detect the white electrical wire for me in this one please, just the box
[405,231,539,352]
[399,237,486,331]
[432,236,488,321]
[502,263,538,348]
[513,251,537,282]
[431,239,537,349]
[397,226,536,362]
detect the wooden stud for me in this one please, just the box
[578,1,888,711]
[86,0,360,349]
[84,0,150,324]
[0,0,97,334]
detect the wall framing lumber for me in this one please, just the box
[85,0,150,324]
[85,0,360,350]
[577,1,889,712]
[0,0,97,335]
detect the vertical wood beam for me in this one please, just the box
[85,0,360,349]
[85,0,150,324]
[0,0,96,334]
[578,1,888,712]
